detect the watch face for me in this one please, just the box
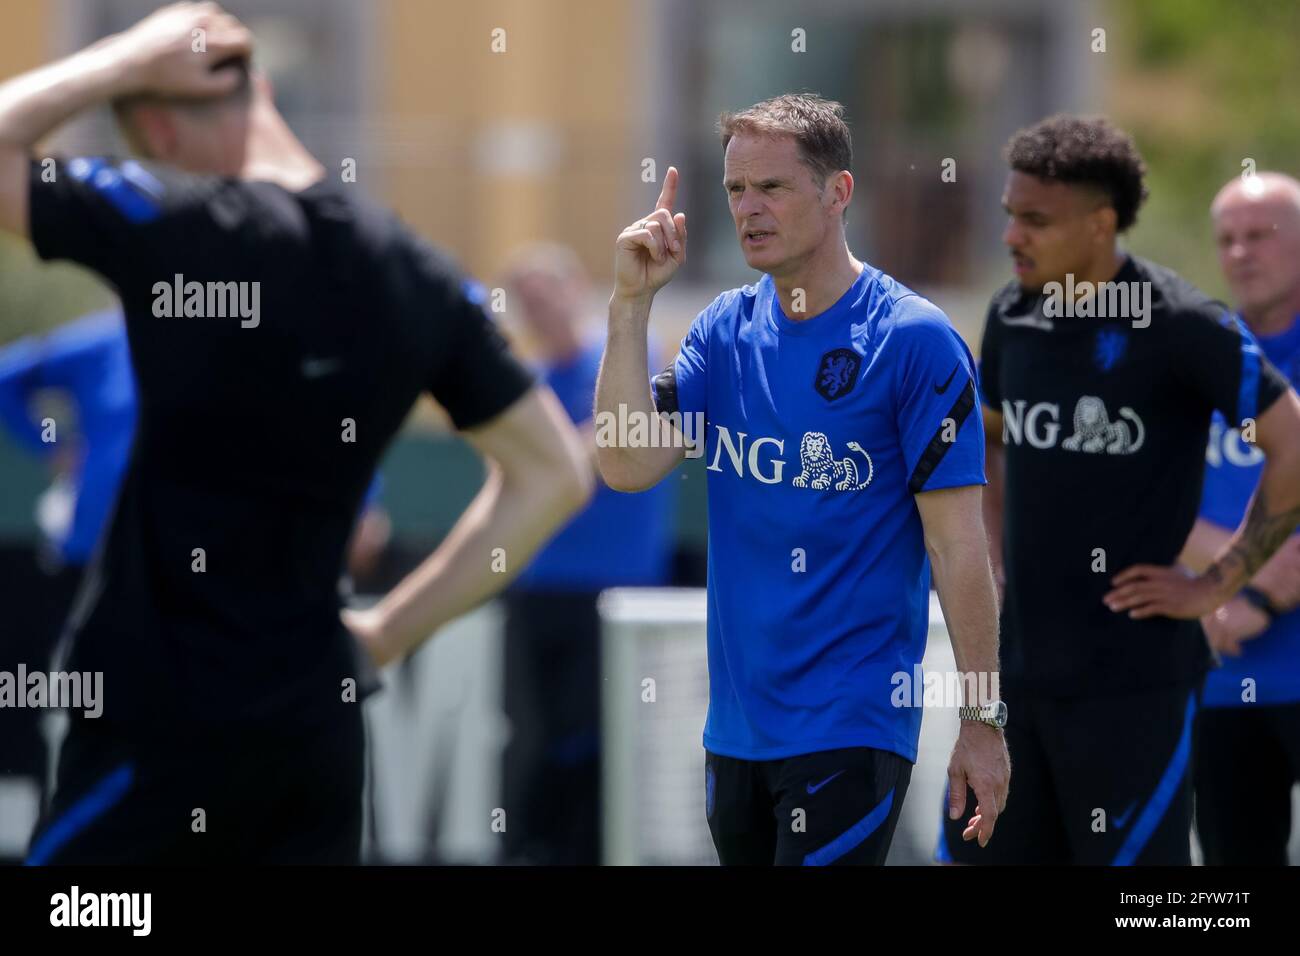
[992,701,1008,728]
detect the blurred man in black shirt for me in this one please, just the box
[0,2,592,864]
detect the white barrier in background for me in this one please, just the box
[363,601,506,864]
[340,590,1300,865]
[599,588,714,866]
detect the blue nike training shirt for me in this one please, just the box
[653,265,985,761]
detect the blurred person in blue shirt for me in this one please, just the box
[0,307,389,601]
[0,309,135,569]
[1181,172,1300,865]
[498,244,675,865]
[0,308,134,862]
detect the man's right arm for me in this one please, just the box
[0,39,136,240]
[595,166,691,492]
[1179,515,1300,656]
[0,3,252,240]
[596,295,687,491]
[1181,517,1300,613]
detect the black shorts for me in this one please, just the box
[1195,701,1300,866]
[706,746,912,866]
[937,682,1200,865]
[25,707,365,865]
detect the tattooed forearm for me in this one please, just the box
[1204,487,1300,596]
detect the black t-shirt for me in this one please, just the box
[28,157,534,732]
[979,254,1290,698]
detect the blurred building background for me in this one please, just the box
[5,0,1300,531]
[2,0,1298,863]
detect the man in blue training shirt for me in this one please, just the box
[595,93,1009,865]
[0,309,136,570]
[1,307,389,580]
[1181,171,1300,865]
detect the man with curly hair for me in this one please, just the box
[937,115,1300,865]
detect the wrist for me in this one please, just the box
[351,604,400,668]
[1250,574,1293,614]
[610,290,655,314]
[958,698,1008,730]
[373,610,409,668]
[1198,567,1239,609]
[960,719,1004,739]
[1238,585,1280,623]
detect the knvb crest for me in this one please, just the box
[815,348,861,401]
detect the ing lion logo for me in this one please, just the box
[791,432,874,490]
[1061,396,1145,454]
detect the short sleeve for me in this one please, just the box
[1176,304,1289,426]
[28,157,181,283]
[890,304,986,495]
[975,299,1004,409]
[415,246,535,429]
[651,301,713,418]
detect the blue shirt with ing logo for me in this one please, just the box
[653,265,985,761]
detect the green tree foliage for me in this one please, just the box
[1109,0,1300,297]
[0,235,112,343]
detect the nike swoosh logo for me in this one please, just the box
[934,364,960,395]
[806,770,846,795]
[301,357,343,379]
[1113,801,1138,829]
[1000,314,1055,331]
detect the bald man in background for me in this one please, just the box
[1181,172,1300,865]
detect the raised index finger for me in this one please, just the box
[655,166,679,212]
